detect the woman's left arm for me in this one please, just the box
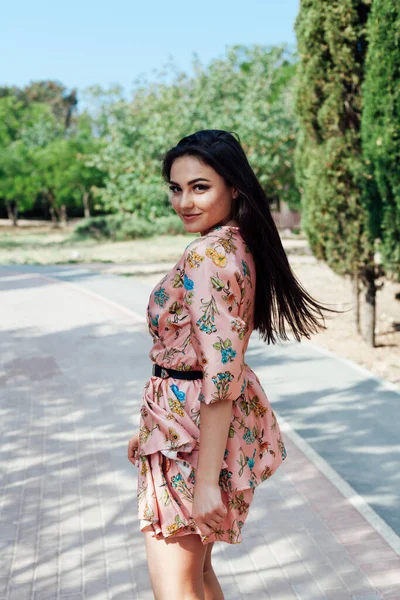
[197,399,233,485]
[192,399,233,535]
[183,243,249,536]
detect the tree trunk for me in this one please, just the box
[60,204,67,227]
[352,273,361,335]
[362,269,376,347]
[82,191,91,218]
[5,199,18,226]
[48,190,61,227]
[49,207,58,227]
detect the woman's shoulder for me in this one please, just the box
[186,226,245,250]
[183,227,251,278]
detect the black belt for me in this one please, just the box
[152,363,203,380]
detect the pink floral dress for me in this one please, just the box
[136,224,287,545]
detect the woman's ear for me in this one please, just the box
[232,188,239,199]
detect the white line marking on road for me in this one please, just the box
[40,274,147,323]
[2,270,147,324]
[276,409,400,556]
[0,273,36,282]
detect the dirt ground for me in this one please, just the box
[135,256,400,388]
[289,258,399,387]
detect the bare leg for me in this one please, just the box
[144,531,207,600]
[203,542,224,600]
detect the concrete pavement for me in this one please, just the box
[1,265,399,599]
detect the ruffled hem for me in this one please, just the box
[137,451,254,545]
[140,518,212,546]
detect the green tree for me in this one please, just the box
[361,0,400,281]
[294,0,379,345]
[0,100,62,224]
[0,81,78,130]
[0,95,24,146]
[0,87,102,224]
[61,112,106,219]
[0,141,40,224]
[32,112,105,225]
[87,45,299,218]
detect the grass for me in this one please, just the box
[0,220,307,266]
[0,223,197,265]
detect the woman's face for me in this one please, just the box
[168,155,238,236]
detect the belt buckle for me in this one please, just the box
[160,367,170,379]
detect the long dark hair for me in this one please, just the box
[161,129,344,344]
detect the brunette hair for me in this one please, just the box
[161,129,344,344]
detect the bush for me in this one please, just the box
[152,215,187,236]
[73,213,186,240]
[115,217,154,240]
[73,215,119,239]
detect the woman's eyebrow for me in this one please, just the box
[169,178,211,186]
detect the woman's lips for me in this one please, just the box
[182,214,201,221]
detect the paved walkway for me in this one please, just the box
[1,266,399,600]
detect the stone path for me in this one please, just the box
[1,267,399,599]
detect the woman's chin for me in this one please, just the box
[182,220,203,233]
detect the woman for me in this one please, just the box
[128,129,340,599]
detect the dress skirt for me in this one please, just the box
[136,365,286,546]
[138,448,255,546]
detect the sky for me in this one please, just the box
[2,0,300,104]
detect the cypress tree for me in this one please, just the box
[294,0,378,345]
[361,0,400,282]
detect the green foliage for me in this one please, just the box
[294,0,374,278]
[0,49,302,223]
[0,141,40,214]
[86,45,300,216]
[0,81,78,129]
[72,213,186,240]
[152,215,187,235]
[0,96,25,146]
[0,84,104,222]
[361,0,400,279]
[19,103,64,147]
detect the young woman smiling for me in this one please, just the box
[128,129,340,599]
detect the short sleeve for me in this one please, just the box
[183,243,248,405]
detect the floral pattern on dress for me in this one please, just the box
[137,224,287,545]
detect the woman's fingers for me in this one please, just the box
[208,511,225,524]
[196,522,215,536]
[196,517,223,536]
[206,518,222,529]
[127,437,138,465]
[192,484,228,536]
[128,453,137,466]
[217,505,228,519]
[127,439,134,458]
[194,505,226,526]
[194,511,226,535]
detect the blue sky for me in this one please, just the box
[2,0,299,101]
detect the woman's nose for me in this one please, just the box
[179,191,195,208]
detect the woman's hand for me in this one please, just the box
[127,430,140,466]
[192,481,228,537]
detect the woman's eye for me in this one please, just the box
[168,184,209,193]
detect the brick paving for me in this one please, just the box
[1,268,399,600]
